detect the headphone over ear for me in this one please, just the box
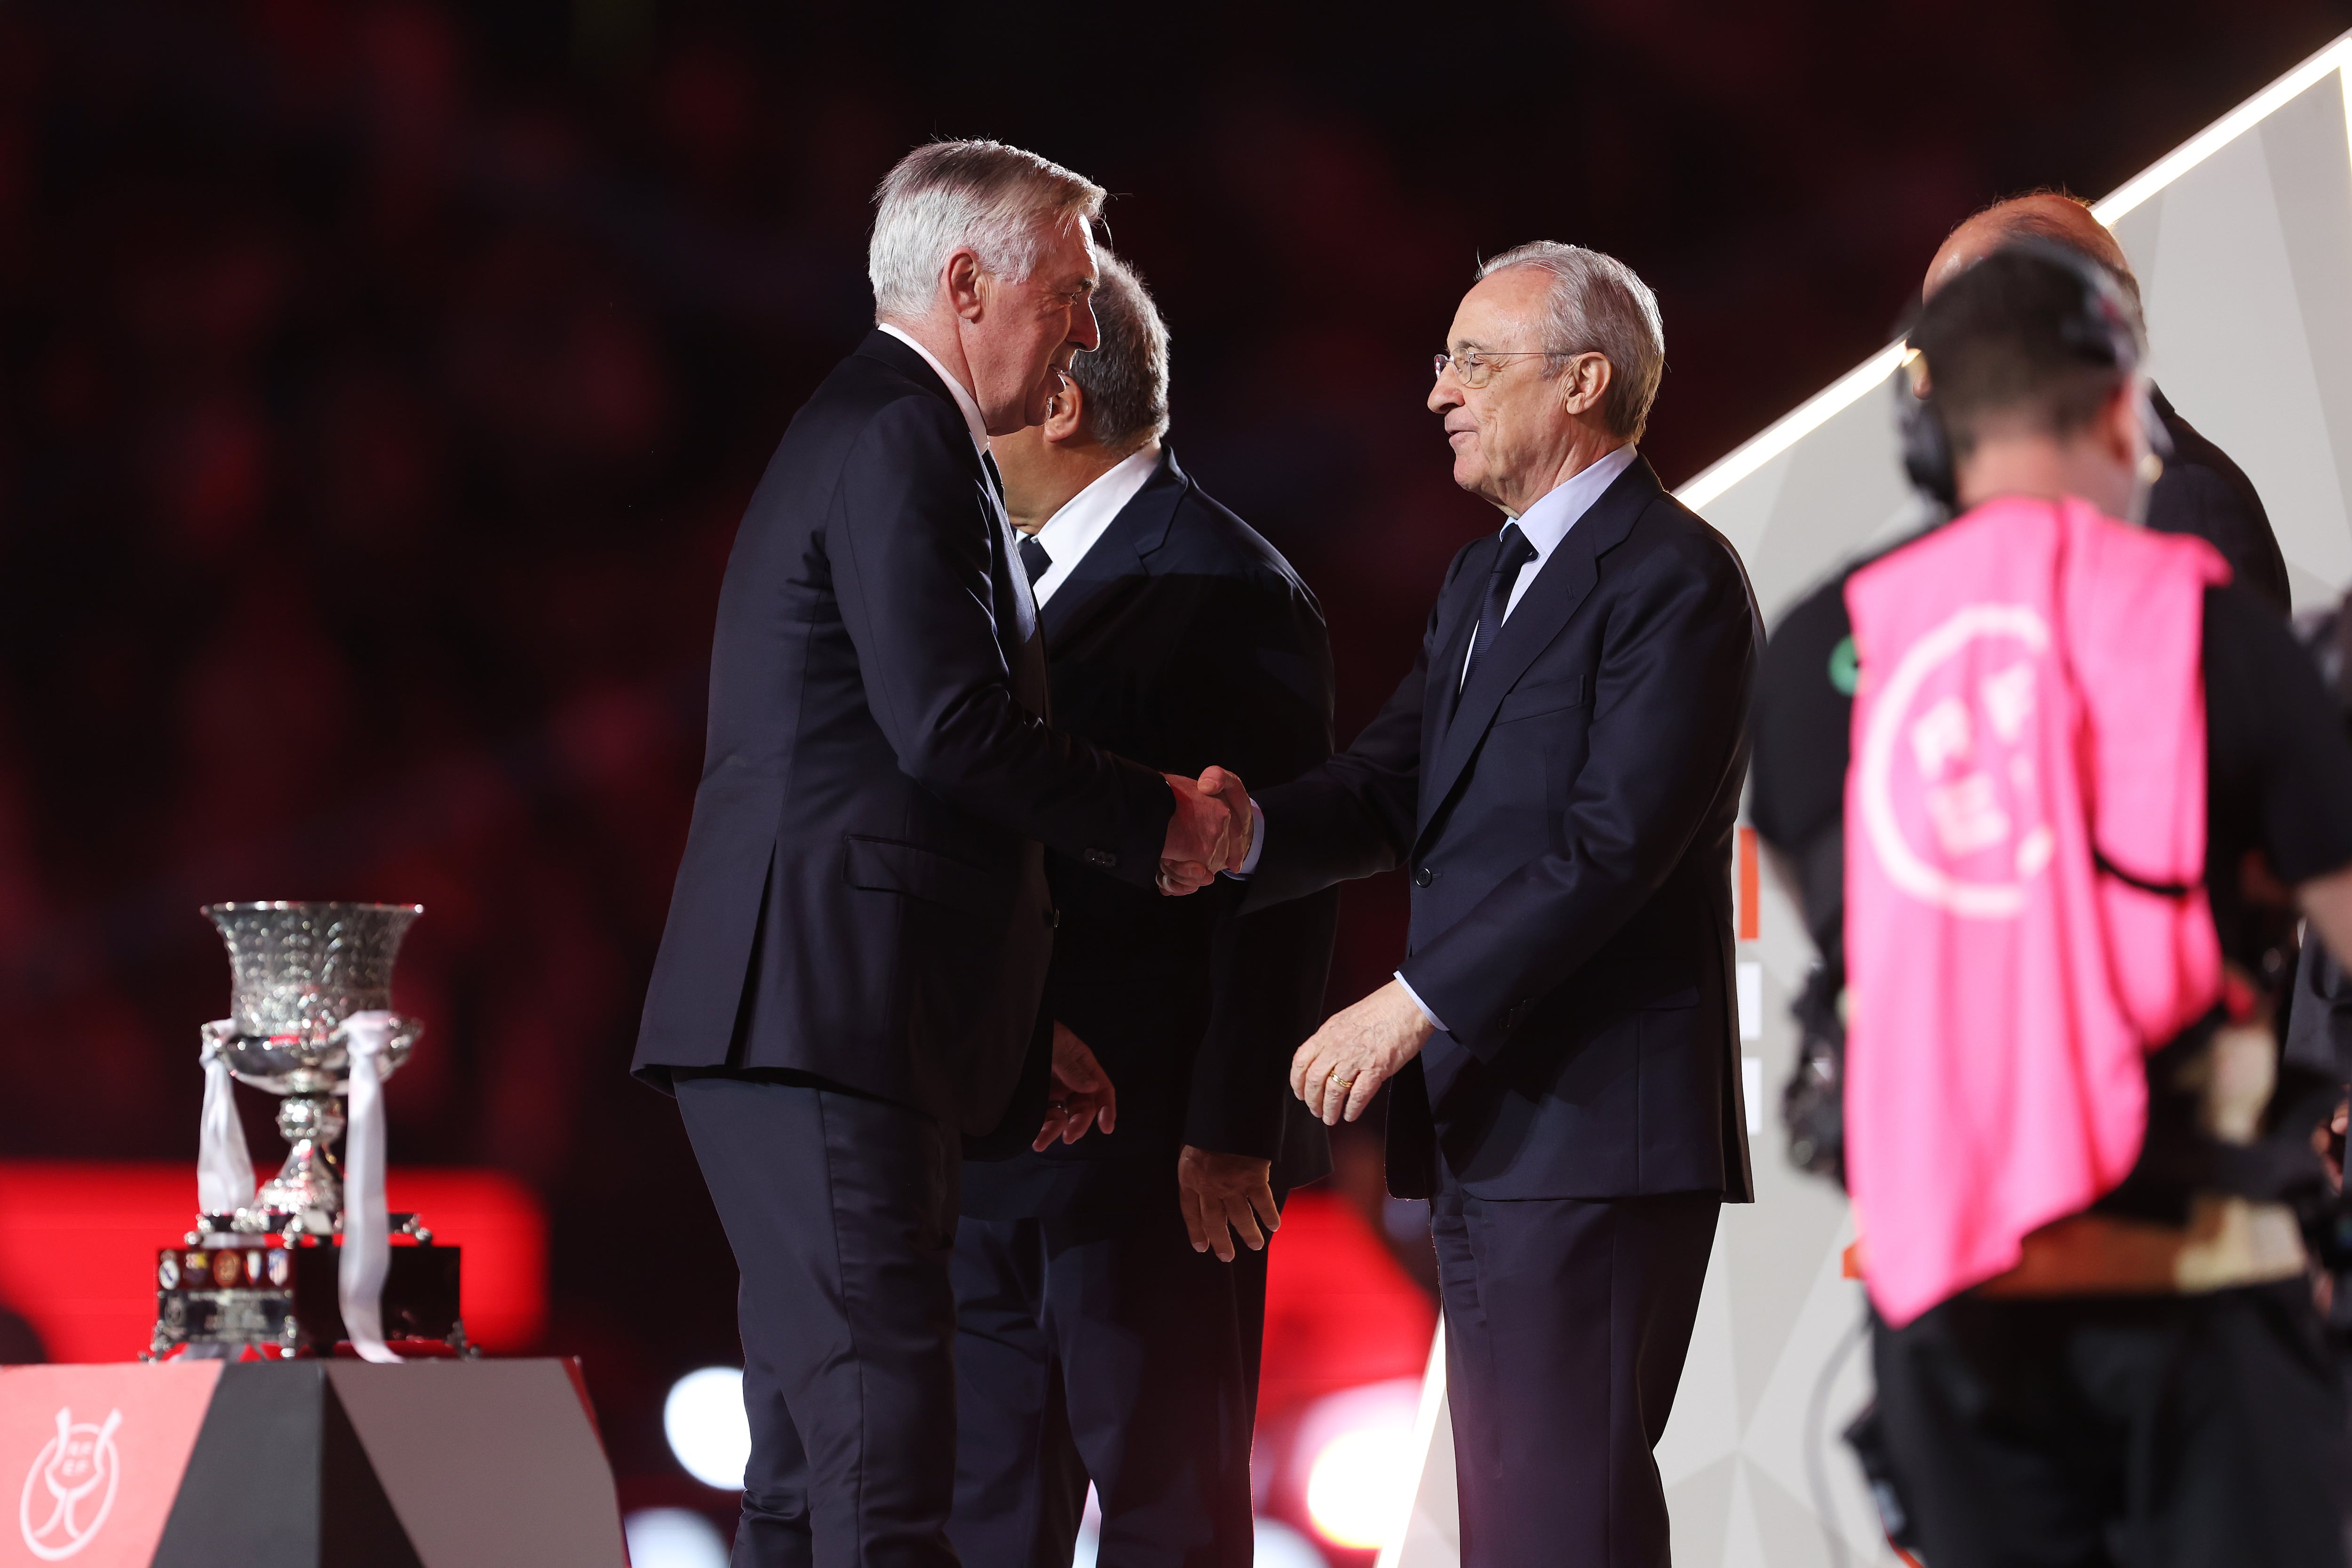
[1895,238,2146,511]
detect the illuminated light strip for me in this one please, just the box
[2095,34,2352,223]
[1675,29,2352,517]
[1373,1323,1449,1568]
[1676,343,1905,512]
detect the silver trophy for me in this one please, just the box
[154,900,463,1359]
[201,900,424,1235]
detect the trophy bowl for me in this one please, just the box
[202,901,424,1231]
[205,901,424,1094]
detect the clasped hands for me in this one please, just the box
[1157,766,1251,896]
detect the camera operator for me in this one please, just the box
[1766,194,2299,1191]
[1750,243,2352,1567]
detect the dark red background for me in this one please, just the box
[0,0,2343,1497]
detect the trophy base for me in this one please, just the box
[187,1209,437,1245]
[148,1237,466,1360]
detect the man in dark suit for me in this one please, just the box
[947,252,1340,1568]
[1201,244,1759,1567]
[1925,191,2292,614]
[632,143,1242,1568]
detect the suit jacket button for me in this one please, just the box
[1045,907,1060,929]
[1085,849,1117,868]
[1414,866,1435,888]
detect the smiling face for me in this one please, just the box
[1429,267,1598,515]
[963,220,1102,435]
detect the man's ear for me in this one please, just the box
[1561,351,1614,420]
[2095,379,2140,465]
[1043,379,1087,445]
[945,248,986,323]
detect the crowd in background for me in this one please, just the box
[0,0,2341,1502]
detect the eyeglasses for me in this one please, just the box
[1433,349,1581,389]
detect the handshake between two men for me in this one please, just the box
[640,139,1756,1564]
[1151,765,1442,1144]
[1156,764,1255,895]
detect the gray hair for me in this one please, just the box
[1474,242,1665,443]
[1064,251,1170,451]
[868,141,1105,321]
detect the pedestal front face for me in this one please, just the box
[0,1360,623,1568]
[0,1363,222,1568]
[320,1361,628,1568]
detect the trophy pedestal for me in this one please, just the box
[151,1234,465,1360]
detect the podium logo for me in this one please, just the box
[17,1407,121,1561]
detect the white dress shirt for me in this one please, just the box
[1459,442,1638,686]
[877,323,989,461]
[1025,446,1163,606]
[1237,445,1639,1035]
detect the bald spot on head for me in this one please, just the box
[1923,192,2135,303]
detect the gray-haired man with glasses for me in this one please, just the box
[1204,243,1761,1565]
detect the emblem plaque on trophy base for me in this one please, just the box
[148,901,471,1361]
[151,1240,464,1358]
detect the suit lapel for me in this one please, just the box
[1038,450,1185,647]
[1040,524,1144,648]
[1417,457,1661,836]
[1420,540,1492,780]
[998,497,1039,654]
[1003,534,1049,719]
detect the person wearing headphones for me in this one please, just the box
[1750,245,2352,1566]
[1923,191,2291,615]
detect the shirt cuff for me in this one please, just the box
[1224,801,1268,879]
[1394,971,1446,1033]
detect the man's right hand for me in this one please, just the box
[1157,768,1253,896]
[1159,772,1238,893]
[1177,1145,1280,1262]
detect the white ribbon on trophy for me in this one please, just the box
[336,1010,403,1364]
[196,1020,257,1217]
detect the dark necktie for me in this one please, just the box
[1461,522,1538,694]
[1019,535,1052,586]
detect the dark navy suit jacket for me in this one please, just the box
[633,331,1175,1134]
[1247,455,1760,1202]
[963,449,1340,1216]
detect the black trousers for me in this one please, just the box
[1873,1281,2352,1568]
[947,1191,1269,1568]
[1430,1183,1718,1568]
[676,1074,963,1568]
